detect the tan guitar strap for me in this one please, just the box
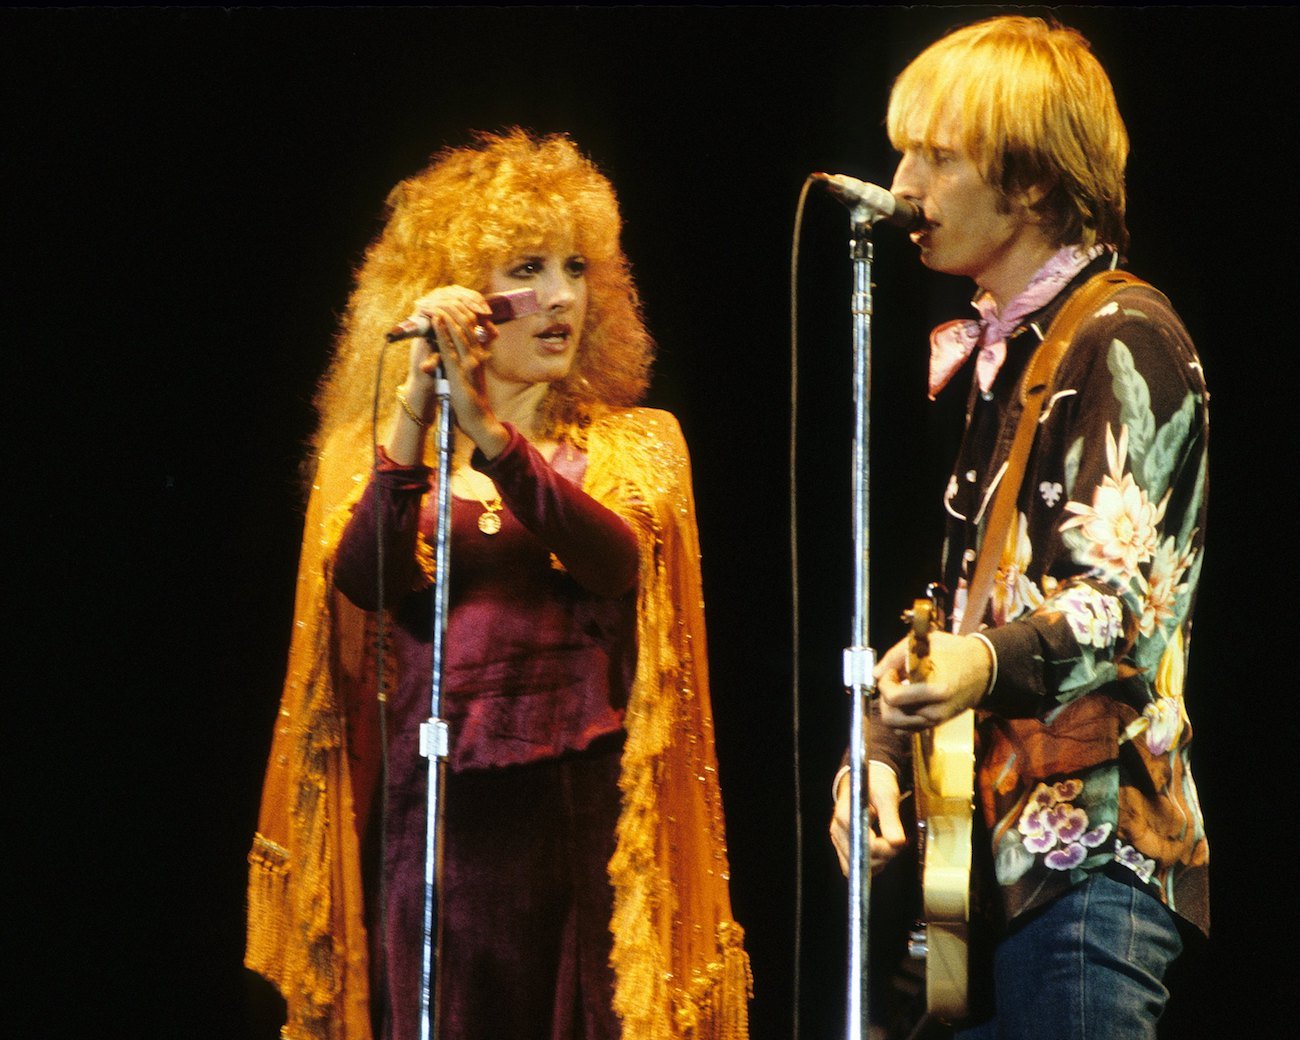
[957,270,1149,637]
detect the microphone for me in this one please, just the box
[812,173,924,231]
[385,288,541,342]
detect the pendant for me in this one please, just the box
[477,506,503,535]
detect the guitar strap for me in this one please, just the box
[957,270,1149,637]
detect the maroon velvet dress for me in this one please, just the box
[333,424,639,1040]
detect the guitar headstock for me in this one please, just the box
[903,585,947,684]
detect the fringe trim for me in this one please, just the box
[608,744,670,1039]
[413,532,437,589]
[597,408,750,1040]
[246,834,291,982]
[677,922,753,1040]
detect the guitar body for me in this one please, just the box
[906,595,974,1022]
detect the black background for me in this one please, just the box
[6,6,1297,1038]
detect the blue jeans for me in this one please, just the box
[956,872,1183,1040]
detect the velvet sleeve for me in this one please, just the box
[332,451,432,611]
[980,289,1208,718]
[474,424,639,598]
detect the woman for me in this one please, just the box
[246,129,750,1040]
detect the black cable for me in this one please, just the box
[789,174,817,1040]
[370,339,393,1025]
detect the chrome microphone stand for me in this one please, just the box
[816,175,909,1040]
[418,367,453,1040]
[842,210,878,1040]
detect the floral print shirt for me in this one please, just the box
[921,256,1208,935]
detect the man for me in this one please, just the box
[829,16,1208,1039]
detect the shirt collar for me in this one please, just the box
[927,244,1107,400]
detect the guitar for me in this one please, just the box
[904,590,974,1022]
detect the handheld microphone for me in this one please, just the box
[385,288,541,342]
[812,173,924,231]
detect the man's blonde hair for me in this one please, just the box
[887,16,1129,250]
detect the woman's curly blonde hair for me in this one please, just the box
[314,128,654,457]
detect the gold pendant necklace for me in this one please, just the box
[455,468,504,535]
[476,495,504,535]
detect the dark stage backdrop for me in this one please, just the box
[6,6,1296,1039]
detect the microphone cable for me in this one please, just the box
[369,337,395,1025]
[787,174,818,1040]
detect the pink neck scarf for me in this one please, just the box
[927,244,1105,400]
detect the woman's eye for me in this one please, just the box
[566,257,588,277]
[509,260,541,278]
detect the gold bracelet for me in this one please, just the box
[395,388,430,427]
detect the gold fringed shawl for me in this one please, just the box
[246,422,377,1040]
[246,407,751,1040]
[585,408,752,1040]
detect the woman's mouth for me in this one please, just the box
[537,323,572,349]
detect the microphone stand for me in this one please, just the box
[811,173,921,1038]
[839,207,884,1040]
[418,366,453,1040]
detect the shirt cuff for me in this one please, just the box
[470,422,526,476]
[374,445,432,490]
[978,620,1048,717]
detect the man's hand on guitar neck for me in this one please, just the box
[830,761,908,876]
[875,631,994,732]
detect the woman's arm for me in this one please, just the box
[332,453,431,611]
[476,426,639,598]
